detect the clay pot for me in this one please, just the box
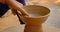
[21,5,50,32]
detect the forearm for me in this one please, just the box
[6,0,28,16]
[0,0,5,4]
[6,0,23,10]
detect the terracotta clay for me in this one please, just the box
[22,5,50,32]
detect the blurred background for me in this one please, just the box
[0,0,60,32]
[26,0,60,28]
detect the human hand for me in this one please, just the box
[6,0,29,16]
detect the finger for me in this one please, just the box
[18,8,29,16]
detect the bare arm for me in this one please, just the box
[6,0,29,16]
[0,0,5,4]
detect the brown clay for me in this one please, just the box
[21,5,50,32]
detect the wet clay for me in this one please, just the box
[23,5,50,18]
[22,5,50,32]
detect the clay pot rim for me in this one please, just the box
[22,13,50,18]
[22,5,50,18]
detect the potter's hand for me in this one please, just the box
[6,0,29,16]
